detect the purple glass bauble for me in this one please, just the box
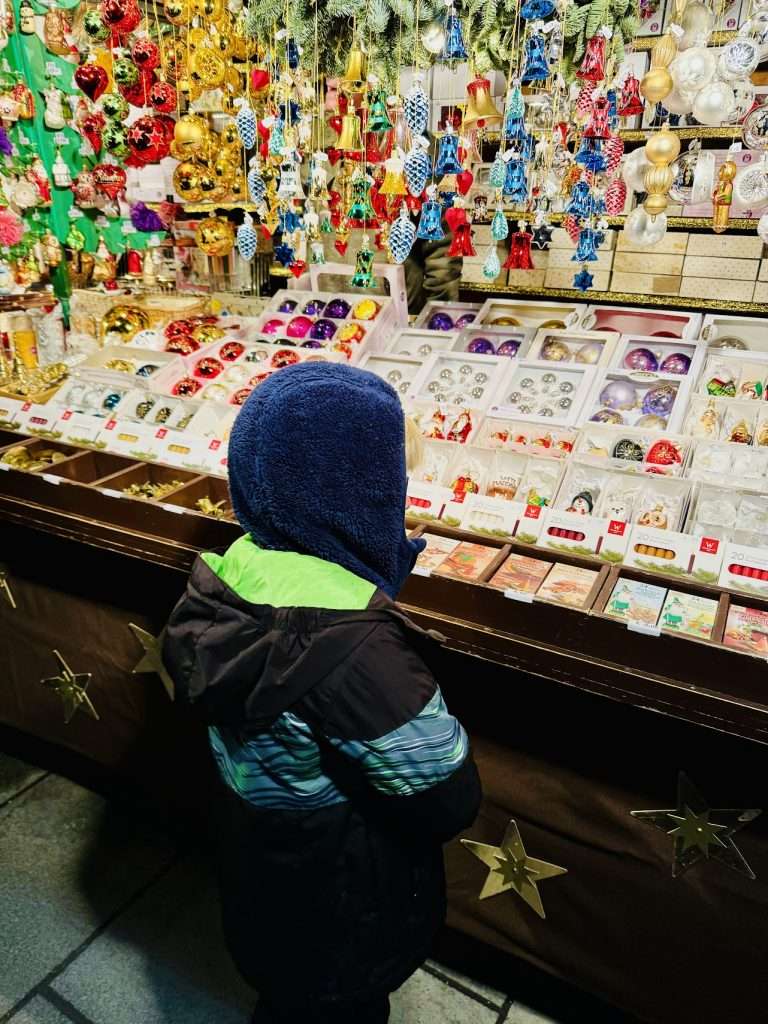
[590,408,624,424]
[303,299,326,315]
[467,337,496,354]
[642,383,677,416]
[623,347,659,372]
[286,316,313,338]
[455,313,476,328]
[659,352,691,375]
[325,298,351,319]
[301,338,324,348]
[278,299,298,312]
[262,318,285,334]
[427,311,454,331]
[309,317,337,340]
[497,339,521,357]
[599,379,638,410]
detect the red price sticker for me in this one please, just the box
[61,410,73,421]
[104,418,116,430]
[209,439,221,451]
[524,504,541,519]
[156,428,168,439]
[607,520,626,536]
[700,537,720,555]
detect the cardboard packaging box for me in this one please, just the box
[682,255,759,281]
[613,251,684,276]
[506,269,548,288]
[679,277,756,302]
[610,271,682,296]
[616,231,689,255]
[547,248,614,272]
[544,268,611,291]
[687,234,764,260]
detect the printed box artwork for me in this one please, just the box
[536,563,599,608]
[659,590,718,640]
[434,542,499,581]
[488,553,552,594]
[413,534,460,574]
[723,605,768,656]
[604,579,667,626]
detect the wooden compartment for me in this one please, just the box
[96,462,200,501]
[41,450,138,485]
[0,437,81,469]
[162,475,234,520]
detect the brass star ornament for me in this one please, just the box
[462,819,567,919]
[631,772,761,879]
[129,624,175,700]
[41,650,99,724]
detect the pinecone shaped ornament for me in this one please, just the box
[604,135,624,173]
[482,244,501,280]
[605,176,627,215]
[236,213,258,261]
[404,137,431,197]
[404,74,429,136]
[235,102,257,149]
[388,205,416,263]
[247,163,266,203]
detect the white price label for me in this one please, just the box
[503,588,534,604]
[122,222,136,235]
[53,132,67,146]
[41,473,61,486]
[45,61,62,77]
[627,621,661,638]
[67,208,83,219]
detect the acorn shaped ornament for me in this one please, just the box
[236,212,258,261]
[404,73,429,135]
[388,204,416,263]
[235,102,257,149]
[404,136,431,197]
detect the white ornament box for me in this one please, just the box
[527,328,618,368]
[489,360,596,427]
[477,298,586,330]
[580,304,702,339]
[581,367,691,433]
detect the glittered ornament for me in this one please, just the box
[636,414,667,429]
[647,440,682,466]
[236,212,257,261]
[325,298,351,319]
[101,93,129,121]
[75,63,109,102]
[482,246,501,280]
[642,383,677,416]
[404,138,431,197]
[195,215,234,256]
[624,347,659,372]
[388,204,417,263]
[150,81,177,113]
[577,33,607,82]
[497,339,520,357]
[309,318,337,340]
[467,337,495,354]
[427,312,454,331]
[236,103,257,148]
[659,352,691,375]
[591,409,624,424]
[113,57,139,88]
[132,38,160,71]
[84,9,110,40]
[522,33,549,82]
[350,237,377,288]
[613,438,645,462]
[404,75,429,135]
[491,206,509,241]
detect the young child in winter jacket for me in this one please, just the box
[163,362,482,1024]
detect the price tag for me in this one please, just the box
[95,216,108,228]
[160,503,185,514]
[628,622,661,638]
[53,131,67,146]
[45,61,62,77]
[411,566,432,578]
[99,488,124,499]
[0,462,10,472]
[503,588,534,604]
[68,208,82,220]
[79,143,93,157]
[122,222,137,235]
[41,473,61,486]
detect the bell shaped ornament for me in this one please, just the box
[340,46,368,92]
[502,158,528,204]
[416,186,445,241]
[464,76,503,131]
[337,112,363,151]
[380,153,408,196]
[442,12,468,61]
[347,173,376,221]
[435,128,464,177]
[521,34,550,83]
[367,90,392,133]
[573,226,599,262]
[350,235,377,288]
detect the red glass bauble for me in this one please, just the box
[92,162,127,199]
[149,80,177,113]
[81,112,105,154]
[74,63,108,102]
[456,169,474,195]
[132,38,160,70]
[120,70,155,107]
[250,67,270,91]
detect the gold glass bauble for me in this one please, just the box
[197,170,218,198]
[643,192,670,216]
[220,92,238,114]
[491,316,521,326]
[173,161,203,201]
[174,115,206,155]
[192,324,225,344]
[225,66,243,93]
[101,305,150,342]
[195,216,234,257]
[229,169,246,201]
[194,0,223,18]
[192,49,226,88]
[645,124,681,167]
[220,121,239,148]
[164,0,188,25]
[212,29,233,55]
[165,40,188,83]
[187,27,207,51]
[232,34,257,60]
[213,153,236,185]
[651,32,678,68]
[644,164,674,195]
[640,67,673,103]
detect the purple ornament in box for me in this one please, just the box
[466,337,495,354]
[660,352,691,375]
[599,379,638,410]
[301,338,324,348]
[455,313,476,328]
[303,299,326,315]
[642,383,677,416]
[325,298,351,319]
[497,339,521,357]
[623,347,658,372]
[278,299,298,313]
[309,318,337,341]
[427,311,455,331]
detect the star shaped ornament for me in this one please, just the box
[462,819,567,919]
[531,223,553,250]
[129,624,175,700]
[41,650,99,724]
[631,772,761,879]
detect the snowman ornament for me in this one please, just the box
[43,87,66,131]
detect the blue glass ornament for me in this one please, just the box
[274,242,295,267]
[442,13,468,60]
[566,180,592,220]
[435,130,463,176]
[286,37,299,69]
[573,268,594,292]
[573,227,599,263]
[404,77,429,135]
[491,206,509,241]
[520,0,555,17]
[483,246,501,280]
[279,209,302,234]
[236,104,256,149]
[522,33,550,83]
[574,137,607,173]
[247,165,266,203]
[236,214,257,262]
[489,152,505,188]
[438,190,456,209]
[388,205,416,263]
[416,198,444,241]
[278,100,301,125]
[404,141,431,197]
[502,159,528,204]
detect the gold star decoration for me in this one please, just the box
[41,650,99,724]
[129,624,175,701]
[462,819,567,919]
[0,564,16,609]
[631,772,761,879]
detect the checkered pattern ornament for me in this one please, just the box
[404,74,429,135]
[236,213,258,261]
[235,103,257,149]
[247,162,266,203]
[388,204,416,263]
[404,138,431,197]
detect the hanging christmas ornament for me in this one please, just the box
[404,73,429,135]
[734,155,768,207]
[388,204,416,263]
[421,20,446,55]
[442,5,468,61]
[92,162,127,200]
[641,32,677,104]
[132,38,160,72]
[101,92,129,121]
[367,89,392,133]
[75,62,109,102]
[347,173,376,221]
[618,75,645,117]
[691,148,716,203]
[720,34,761,82]
[623,146,653,193]
[445,206,475,256]
[42,87,66,131]
[491,206,509,241]
[678,0,715,49]
[623,207,668,246]
[404,137,431,197]
[196,215,235,256]
[522,32,550,82]
[247,163,266,203]
[236,213,258,261]
[713,155,738,233]
[503,158,528,204]
[482,245,501,280]
[82,112,106,154]
[380,153,408,196]
[52,149,71,187]
[605,176,627,215]
[464,76,503,131]
[574,226,599,262]
[310,240,326,264]
[489,152,505,188]
[235,102,257,149]
[84,8,110,40]
[416,185,444,241]
[149,80,176,114]
[435,127,464,177]
[577,30,608,82]
[692,79,736,126]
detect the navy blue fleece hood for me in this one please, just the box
[227,362,425,599]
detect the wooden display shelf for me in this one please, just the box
[461,282,768,315]
[620,125,743,142]
[501,210,759,231]
[630,30,737,50]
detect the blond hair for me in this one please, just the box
[404,415,424,473]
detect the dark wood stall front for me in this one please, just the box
[1,433,766,1024]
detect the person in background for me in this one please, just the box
[163,363,482,1024]
[405,233,463,316]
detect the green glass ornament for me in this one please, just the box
[65,224,86,251]
[103,121,129,158]
[367,91,392,133]
[83,9,110,41]
[113,58,139,88]
[350,237,376,288]
[101,93,129,121]
[347,175,376,221]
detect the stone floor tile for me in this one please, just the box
[426,960,507,1008]
[52,857,253,1024]
[505,1003,562,1024]
[0,775,177,1017]
[390,969,499,1024]
[7,996,75,1024]
[0,754,46,805]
